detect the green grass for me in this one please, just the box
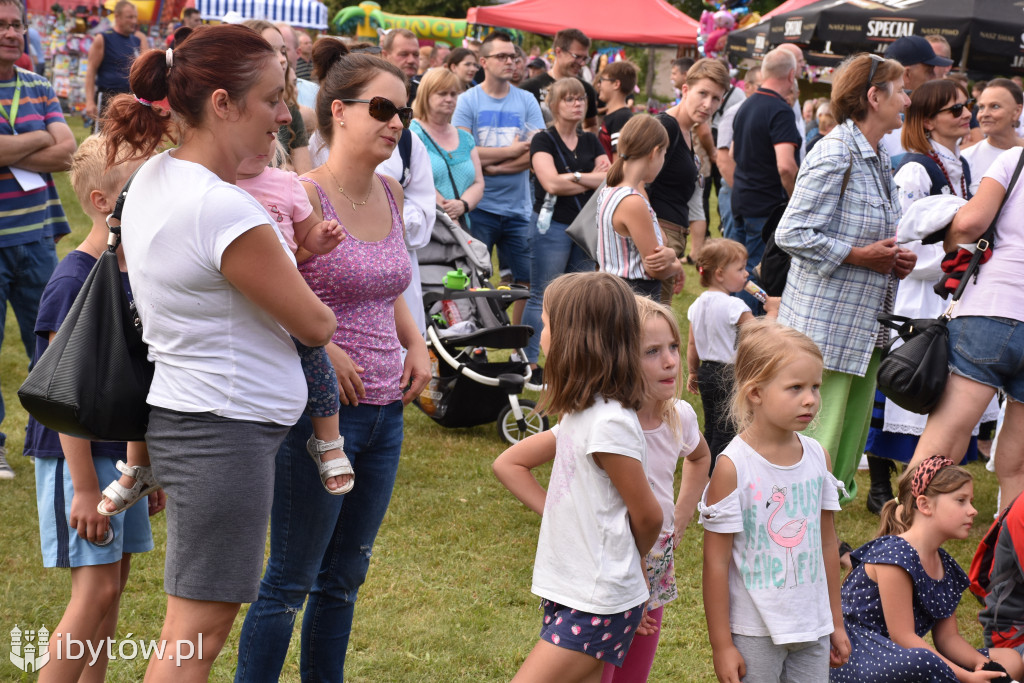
[0,119,1000,681]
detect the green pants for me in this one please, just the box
[804,350,881,506]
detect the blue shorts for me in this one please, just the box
[36,456,154,568]
[948,316,1024,403]
[538,599,645,667]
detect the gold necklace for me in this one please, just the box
[324,164,373,211]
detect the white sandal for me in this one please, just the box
[98,460,161,516]
[307,435,354,495]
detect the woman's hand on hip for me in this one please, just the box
[326,343,366,406]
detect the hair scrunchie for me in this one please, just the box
[911,455,955,498]
[166,48,174,68]
[135,95,153,107]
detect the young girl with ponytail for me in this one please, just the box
[831,457,1024,682]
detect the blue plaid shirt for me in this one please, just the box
[776,120,901,376]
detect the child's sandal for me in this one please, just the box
[307,435,354,495]
[98,460,161,516]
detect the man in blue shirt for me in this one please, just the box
[453,30,543,324]
[84,0,148,127]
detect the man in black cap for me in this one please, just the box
[879,35,953,162]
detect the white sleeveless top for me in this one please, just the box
[596,185,663,281]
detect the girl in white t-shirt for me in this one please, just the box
[700,319,850,683]
[495,271,663,681]
[495,295,712,682]
[687,238,754,472]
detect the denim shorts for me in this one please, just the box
[948,316,1024,403]
[537,599,644,667]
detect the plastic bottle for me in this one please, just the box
[441,269,469,326]
[419,349,440,415]
[536,193,556,234]
[744,281,768,303]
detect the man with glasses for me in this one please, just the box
[84,0,148,129]
[521,29,598,133]
[0,0,75,479]
[453,30,544,324]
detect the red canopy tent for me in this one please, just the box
[467,0,698,45]
[760,0,821,21]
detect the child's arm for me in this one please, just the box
[686,325,700,395]
[292,213,344,255]
[703,456,745,683]
[595,452,663,556]
[60,433,110,544]
[821,449,850,667]
[931,616,996,679]
[674,432,711,545]
[492,430,557,516]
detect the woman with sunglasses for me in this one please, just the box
[235,40,430,682]
[775,53,915,510]
[963,78,1024,195]
[861,79,995,513]
[520,77,609,371]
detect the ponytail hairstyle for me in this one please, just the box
[311,39,406,146]
[606,113,668,186]
[539,272,645,416]
[635,295,684,440]
[730,319,823,432]
[696,238,747,287]
[101,25,278,168]
[877,456,972,537]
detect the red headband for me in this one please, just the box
[911,455,955,498]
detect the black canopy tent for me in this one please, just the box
[727,0,1024,76]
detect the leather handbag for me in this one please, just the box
[565,180,605,261]
[18,173,153,441]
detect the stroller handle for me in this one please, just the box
[426,325,536,391]
[423,288,530,306]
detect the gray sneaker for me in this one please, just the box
[0,445,14,479]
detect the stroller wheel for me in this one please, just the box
[497,399,550,445]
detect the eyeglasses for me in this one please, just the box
[562,96,587,104]
[0,20,27,33]
[341,97,413,128]
[865,54,884,96]
[484,53,517,62]
[566,50,588,63]
[935,99,976,118]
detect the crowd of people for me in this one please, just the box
[4,0,1024,678]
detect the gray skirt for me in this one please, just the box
[146,406,290,603]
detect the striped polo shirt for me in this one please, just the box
[1,67,70,247]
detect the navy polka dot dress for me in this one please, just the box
[830,535,985,682]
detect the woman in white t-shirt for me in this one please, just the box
[101,25,337,679]
[912,145,1024,504]
[962,78,1024,194]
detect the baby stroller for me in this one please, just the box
[413,209,549,444]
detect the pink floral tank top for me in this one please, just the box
[299,174,412,405]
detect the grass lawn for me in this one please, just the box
[0,119,1001,681]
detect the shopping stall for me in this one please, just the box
[197,0,328,29]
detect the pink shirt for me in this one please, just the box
[237,167,313,252]
[299,175,412,405]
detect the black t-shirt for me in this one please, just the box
[647,112,699,227]
[599,107,632,158]
[530,127,603,225]
[520,73,599,122]
[730,87,802,219]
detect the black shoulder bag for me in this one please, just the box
[18,171,153,441]
[876,149,1024,415]
[416,127,470,231]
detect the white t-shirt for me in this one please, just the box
[121,151,307,425]
[646,400,702,534]
[687,291,751,364]
[699,434,843,644]
[956,147,1024,322]
[532,397,650,614]
[962,139,1013,196]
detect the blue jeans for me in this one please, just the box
[522,212,595,363]
[467,207,531,284]
[235,402,404,683]
[718,181,737,242]
[949,316,1024,403]
[0,236,58,445]
[735,214,768,273]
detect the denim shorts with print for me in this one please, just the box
[948,316,1024,403]
[537,599,645,667]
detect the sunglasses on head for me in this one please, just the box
[341,97,413,128]
[935,99,975,118]
[865,54,884,96]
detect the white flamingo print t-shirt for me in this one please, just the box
[698,433,844,644]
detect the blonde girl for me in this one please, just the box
[700,320,849,683]
[495,295,712,682]
[831,459,1024,682]
[498,272,663,682]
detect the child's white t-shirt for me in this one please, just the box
[120,151,306,426]
[687,291,751,364]
[532,397,650,614]
[237,166,314,253]
[646,400,702,534]
[698,434,844,644]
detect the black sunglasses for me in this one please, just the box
[865,54,884,96]
[935,99,976,118]
[341,97,413,128]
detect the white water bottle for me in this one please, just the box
[536,193,556,234]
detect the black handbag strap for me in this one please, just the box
[417,127,463,200]
[106,166,142,252]
[545,128,585,212]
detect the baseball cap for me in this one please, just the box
[884,35,954,67]
[527,58,546,69]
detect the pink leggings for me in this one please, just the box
[600,606,664,683]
